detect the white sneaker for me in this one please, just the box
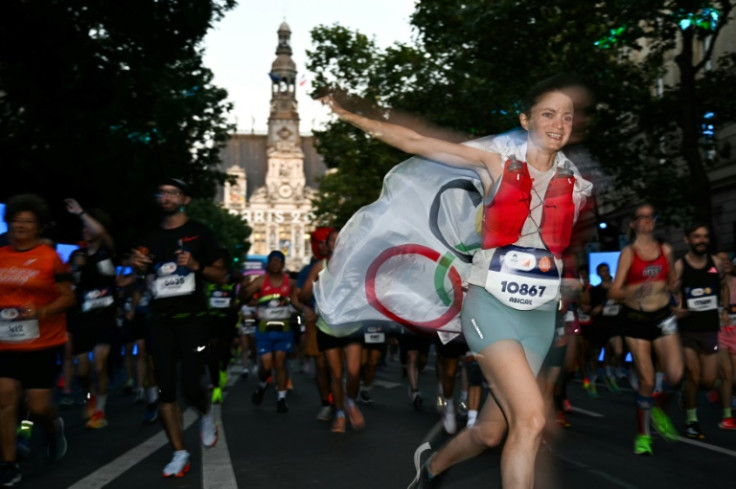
[200,410,218,448]
[316,405,332,421]
[163,450,190,478]
[443,407,457,434]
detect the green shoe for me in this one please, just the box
[218,370,228,389]
[634,434,653,455]
[651,407,679,442]
[212,387,223,405]
[604,376,621,394]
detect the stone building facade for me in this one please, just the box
[217,22,326,271]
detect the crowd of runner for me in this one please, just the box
[0,87,735,488]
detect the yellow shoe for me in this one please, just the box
[86,410,108,429]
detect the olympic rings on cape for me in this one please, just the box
[364,244,463,330]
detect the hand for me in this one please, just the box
[130,248,153,271]
[176,250,200,272]
[64,198,83,216]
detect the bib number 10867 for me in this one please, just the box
[500,281,546,297]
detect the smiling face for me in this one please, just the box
[630,205,657,236]
[519,90,574,154]
[685,226,710,257]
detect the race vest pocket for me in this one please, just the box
[485,245,560,310]
[82,288,115,312]
[0,308,40,342]
[153,262,196,298]
[602,300,621,317]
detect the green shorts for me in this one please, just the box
[461,285,556,376]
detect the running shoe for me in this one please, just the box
[252,385,268,405]
[162,450,190,478]
[359,390,374,405]
[277,398,289,413]
[316,405,333,421]
[218,369,228,389]
[143,402,159,423]
[211,387,224,405]
[86,410,108,429]
[604,376,621,394]
[555,410,571,428]
[47,417,67,462]
[331,414,346,433]
[200,410,218,448]
[562,399,573,413]
[0,462,21,487]
[685,421,705,440]
[587,382,598,398]
[457,400,468,417]
[412,391,423,411]
[443,409,457,434]
[407,441,444,489]
[651,407,679,442]
[346,402,365,430]
[633,434,653,455]
[718,417,736,430]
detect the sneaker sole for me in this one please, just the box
[163,463,191,478]
[408,442,431,489]
[202,427,219,448]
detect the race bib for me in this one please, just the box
[258,305,293,321]
[209,297,232,309]
[602,300,621,317]
[485,246,560,310]
[82,288,115,312]
[686,293,718,312]
[153,262,196,298]
[577,310,592,323]
[364,332,386,344]
[0,308,40,342]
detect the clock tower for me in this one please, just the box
[264,21,306,206]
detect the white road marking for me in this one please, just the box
[373,379,402,389]
[571,406,605,418]
[677,436,736,458]
[202,403,238,489]
[554,453,639,489]
[67,409,198,489]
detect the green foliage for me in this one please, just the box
[187,199,251,268]
[307,0,736,227]
[0,0,236,247]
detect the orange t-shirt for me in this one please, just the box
[0,244,69,351]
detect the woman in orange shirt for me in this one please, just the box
[0,194,76,486]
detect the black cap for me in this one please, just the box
[268,250,285,262]
[159,178,191,196]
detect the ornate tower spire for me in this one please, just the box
[267,21,300,150]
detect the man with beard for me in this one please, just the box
[675,223,731,439]
[130,178,226,477]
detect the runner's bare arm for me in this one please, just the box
[299,261,324,304]
[319,95,501,172]
[240,275,264,302]
[608,247,633,301]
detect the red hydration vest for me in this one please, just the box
[482,157,576,258]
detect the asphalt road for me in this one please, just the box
[16,350,736,489]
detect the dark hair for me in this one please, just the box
[520,74,590,116]
[596,262,610,275]
[4,194,50,228]
[684,222,709,236]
